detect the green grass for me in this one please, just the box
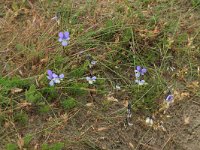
[0,0,200,149]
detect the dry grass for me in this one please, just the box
[0,0,200,149]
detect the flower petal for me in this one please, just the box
[135,72,140,78]
[59,32,64,38]
[52,73,58,78]
[49,80,54,86]
[88,80,93,84]
[58,38,63,42]
[86,76,90,81]
[47,70,52,75]
[47,70,53,79]
[135,79,139,83]
[59,74,64,79]
[47,76,52,80]
[92,76,96,81]
[136,66,141,71]
[116,85,121,90]
[134,70,138,73]
[91,60,97,65]
[138,80,145,85]
[166,95,173,102]
[54,78,60,83]
[141,68,147,75]
[62,40,68,46]
[64,31,69,39]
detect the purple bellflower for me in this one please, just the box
[47,70,64,86]
[58,31,70,46]
[86,76,96,84]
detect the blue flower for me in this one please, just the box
[86,76,96,84]
[165,94,174,103]
[47,70,64,86]
[58,31,70,46]
[135,66,147,85]
[135,66,147,76]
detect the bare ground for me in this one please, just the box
[1,93,199,150]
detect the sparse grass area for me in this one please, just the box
[0,0,200,149]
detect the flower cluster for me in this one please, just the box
[86,76,97,84]
[134,66,147,85]
[47,70,64,86]
[85,56,97,84]
[58,31,70,46]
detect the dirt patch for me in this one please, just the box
[6,97,198,150]
[54,96,199,150]
[73,97,199,150]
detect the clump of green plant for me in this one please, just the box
[61,97,77,110]
[131,83,164,113]
[25,85,42,103]
[42,142,64,150]
[99,19,121,42]
[69,61,89,78]
[192,0,200,7]
[5,134,33,150]
[25,85,54,114]
[95,79,108,95]
[23,134,33,146]
[66,83,88,96]
[0,76,30,97]
[41,86,58,102]
[14,111,28,125]
[102,99,112,111]
[6,143,18,150]
[38,102,51,114]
